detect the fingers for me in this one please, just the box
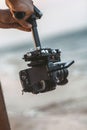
[6,0,34,31]
[0,9,31,31]
[13,18,32,30]
[0,22,31,32]
[13,22,32,32]
[13,22,31,31]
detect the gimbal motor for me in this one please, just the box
[19,6,74,94]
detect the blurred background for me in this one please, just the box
[0,0,87,130]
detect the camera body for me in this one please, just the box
[19,48,73,94]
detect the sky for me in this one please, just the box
[0,0,87,47]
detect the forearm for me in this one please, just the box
[0,83,11,130]
[0,22,19,29]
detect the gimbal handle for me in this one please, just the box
[27,15,41,49]
[27,6,43,49]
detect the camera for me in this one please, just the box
[19,48,74,94]
[19,6,74,94]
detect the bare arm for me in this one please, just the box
[0,83,11,130]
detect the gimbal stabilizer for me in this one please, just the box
[19,6,74,94]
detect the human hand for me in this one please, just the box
[0,9,32,31]
[6,0,34,31]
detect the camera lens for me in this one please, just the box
[31,80,46,94]
[38,80,46,92]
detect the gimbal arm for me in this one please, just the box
[27,14,41,49]
[27,6,43,49]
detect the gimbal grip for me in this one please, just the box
[27,6,42,49]
[27,12,42,49]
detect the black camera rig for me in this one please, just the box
[19,6,74,94]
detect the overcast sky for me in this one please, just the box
[0,0,87,47]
